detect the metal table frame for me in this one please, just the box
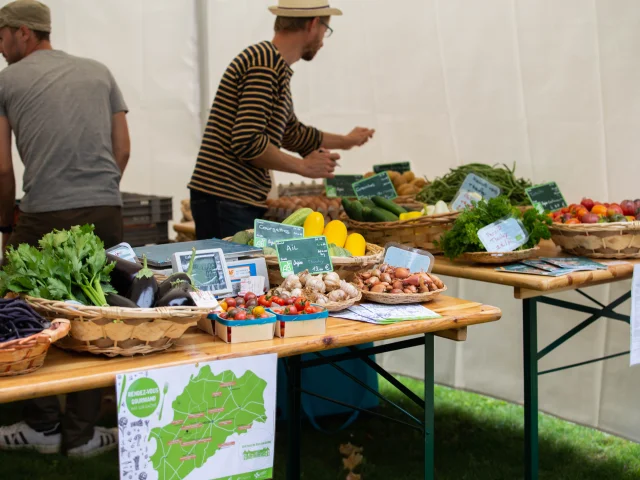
[285,334,437,480]
[523,289,631,480]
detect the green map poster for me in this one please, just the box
[116,354,277,480]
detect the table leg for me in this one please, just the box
[523,299,539,480]
[424,333,435,480]
[287,355,302,480]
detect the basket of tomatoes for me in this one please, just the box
[211,305,276,344]
[548,198,640,258]
[269,298,328,339]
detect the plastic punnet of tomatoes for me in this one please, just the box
[269,300,328,339]
[211,306,276,344]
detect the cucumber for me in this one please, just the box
[369,207,399,223]
[372,196,407,216]
[362,207,374,222]
[342,198,364,221]
[282,208,313,226]
[360,198,376,209]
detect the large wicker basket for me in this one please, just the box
[360,286,447,305]
[342,212,459,255]
[0,319,70,376]
[24,298,211,357]
[549,222,640,259]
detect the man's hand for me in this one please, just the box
[298,149,340,179]
[343,127,375,150]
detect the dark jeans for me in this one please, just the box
[8,205,123,451]
[190,189,266,240]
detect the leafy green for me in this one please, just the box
[437,196,551,260]
[0,224,116,306]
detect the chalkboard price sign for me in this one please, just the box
[276,236,333,277]
[324,175,363,198]
[352,172,398,200]
[525,182,567,213]
[373,162,411,174]
[254,220,304,248]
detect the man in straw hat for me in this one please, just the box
[0,0,129,457]
[188,0,375,239]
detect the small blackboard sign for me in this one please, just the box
[276,236,333,277]
[254,220,304,248]
[373,162,411,174]
[526,182,567,213]
[325,175,363,198]
[353,172,398,200]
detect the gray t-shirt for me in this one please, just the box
[0,50,128,213]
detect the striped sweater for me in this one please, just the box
[188,41,323,207]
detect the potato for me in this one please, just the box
[387,171,401,181]
[402,171,415,182]
[364,171,375,178]
[393,176,408,189]
[411,178,427,188]
[398,184,416,195]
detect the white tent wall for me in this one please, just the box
[0,0,638,440]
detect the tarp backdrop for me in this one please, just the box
[2,0,638,441]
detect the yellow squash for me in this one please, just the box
[399,211,423,221]
[303,212,325,237]
[344,233,366,257]
[323,220,348,248]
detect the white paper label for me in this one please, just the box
[477,217,528,253]
[459,173,501,200]
[189,290,220,309]
[631,265,640,367]
[239,276,266,296]
[451,191,482,212]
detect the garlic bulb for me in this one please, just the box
[306,275,326,293]
[283,274,302,291]
[290,288,303,298]
[323,272,341,292]
[328,289,347,302]
[298,270,311,286]
[314,294,329,305]
[340,280,359,299]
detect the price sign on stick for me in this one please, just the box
[276,236,333,277]
[373,162,412,174]
[458,173,501,200]
[324,175,363,198]
[525,182,567,213]
[254,220,303,249]
[352,172,398,200]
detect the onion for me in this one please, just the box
[390,289,404,294]
[365,276,380,286]
[380,273,392,284]
[372,269,382,278]
[403,288,414,294]
[371,284,387,293]
[404,275,421,287]
[360,272,372,280]
[394,267,410,280]
[392,280,404,291]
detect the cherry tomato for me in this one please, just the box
[225,297,237,308]
[294,298,309,311]
[245,298,258,308]
[219,313,227,319]
[304,305,316,314]
[271,296,285,306]
[235,311,247,321]
[235,297,245,306]
[246,315,255,320]
[219,301,228,312]
[252,306,266,316]
[286,306,298,315]
[259,313,270,319]
[258,295,273,308]
[244,292,257,302]
[285,298,295,306]
[226,308,238,318]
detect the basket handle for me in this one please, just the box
[39,319,71,344]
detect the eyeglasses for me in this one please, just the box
[320,20,333,38]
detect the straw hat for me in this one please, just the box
[269,0,342,17]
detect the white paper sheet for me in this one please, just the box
[331,303,441,325]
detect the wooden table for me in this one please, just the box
[0,295,501,480]
[432,240,635,480]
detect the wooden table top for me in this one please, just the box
[0,295,500,404]
[432,241,637,298]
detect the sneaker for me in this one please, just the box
[67,427,118,458]
[0,421,61,454]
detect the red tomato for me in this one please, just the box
[285,298,295,306]
[226,308,238,318]
[219,313,227,319]
[258,295,272,308]
[225,297,237,308]
[235,311,247,321]
[304,305,316,314]
[235,297,245,306]
[273,297,286,306]
[286,306,298,315]
[294,298,309,310]
[244,292,257,302]
[246,315,255,320]
[259,313,270,319]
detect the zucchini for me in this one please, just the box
[282,208,313,226]
[362,207,374,222]
[342,199,365,222]
[369,207,399,223]
[372,196,407,216]
[360,198,376,209]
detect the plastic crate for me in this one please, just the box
[122,193,173,226]
[123,222,170,247]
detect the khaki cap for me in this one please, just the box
[0,0,51,33]
[269,0,342,18]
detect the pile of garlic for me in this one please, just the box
[272,270,359,305]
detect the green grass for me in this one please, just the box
[1,376,639,479]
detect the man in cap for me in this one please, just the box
[0,0,130,457]
[188,0,374,239]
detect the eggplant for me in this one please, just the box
[157,247,198,299]
[106,253,142,297]
[155,284,197,307]
[127,256,158,308]
[106,293,138,309]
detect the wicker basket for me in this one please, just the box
[549,222,640,259]
[0,319,70,376]
[360,285,447,305]
[461,247,540,264]
[342,212,459,255]
[323,291,362,313]
[24,298,211,357]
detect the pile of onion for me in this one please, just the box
[354,264,445,294]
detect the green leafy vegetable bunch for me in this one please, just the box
[437,196,551,260]
[0,224,116,306]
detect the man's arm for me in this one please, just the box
[111,112,130,175]
[321,127,375,150]
[0,116,15,249]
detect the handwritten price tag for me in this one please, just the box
[451,191,482,212]
[459,173,501,200]
[477,217,529,253]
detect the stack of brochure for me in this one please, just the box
[496,257,608,277]
[331,303,442,325]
